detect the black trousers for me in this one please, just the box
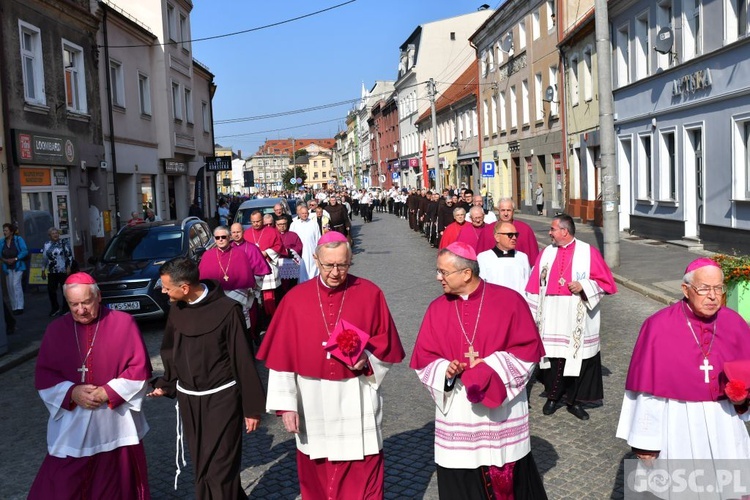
[47,272,69,313]
[538,352,604,405]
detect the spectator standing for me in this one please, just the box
[535,183,544,216]
[41,227,73,317]
[2,223,28,315]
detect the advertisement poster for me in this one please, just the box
[28,251,46,286]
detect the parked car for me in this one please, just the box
[233,197,291,228]
[90,217,214,320]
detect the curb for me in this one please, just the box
[0,341,41,375]
[613,273,678,307]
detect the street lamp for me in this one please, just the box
[289,137,296,190]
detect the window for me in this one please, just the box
[110,60,125,107]
[179,14,189,51]
[549,65,559,116]
[483,100,489,136]
[731,115,750,199]
[518,20,527,50]
[322,172,327,179]
[499,91,507,131]
[657,0,674,70]
[63,40,87,113]
[184,88,193,124]
[471,109,478,137]
[167,4,177,41]
[522,79,530,125]
[138,72,151,115]
[202,101,210,131]
[481,51,488,77]
[659,130,677,200]
[496,41,505,66]
[534,73,544,121]
[616,24,630,87]
[172,82,182,121]
[547,1,555,30]
[569,55,579,106]
[582,47,593,101]
[532,10,541,40]
[726,0,748,43]
[488,49,495,72]
[638,134,653,199]
[683,0,702,59]
[491,94,498,133]
[19,21,45,105]
[635,11,650,80]
[510,85,518,129]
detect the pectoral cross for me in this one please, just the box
[700,358,713,384]
[558,277,566,286]
[78,363,88,383]
[464,345,480,363]
[322,341,331,359]
[223,275,229,281]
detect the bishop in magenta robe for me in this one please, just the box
[411,242,547,499]
[30,274,152,499]
[257,234,405,499]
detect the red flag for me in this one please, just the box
[422,141,429,189]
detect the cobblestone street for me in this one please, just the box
[1,212,664,499]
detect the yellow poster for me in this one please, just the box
[29,252,47,286]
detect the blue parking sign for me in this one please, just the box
[481,161,496,177]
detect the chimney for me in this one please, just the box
[238,149,242,159]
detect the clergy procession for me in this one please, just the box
[10,186,750,499]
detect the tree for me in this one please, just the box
[281,167,307,191]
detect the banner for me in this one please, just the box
[422,141,429,188]
[193,166,205,212]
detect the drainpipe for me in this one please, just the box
[100,2,122,230]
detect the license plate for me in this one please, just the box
[109,301,140,311]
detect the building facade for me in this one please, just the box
[611,0,750,250]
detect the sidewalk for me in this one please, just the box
[0,215,712,375]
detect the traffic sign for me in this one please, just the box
[290,178,297,185]
[481,161,496,177]
[391,172,399,180]
[296,177,303,184]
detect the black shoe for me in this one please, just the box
[567,403,590,420]
[13,309,22,316]
[542,399,558,415]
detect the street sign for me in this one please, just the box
[391,172,399,180]
[290,178,297,185]
[481,161,496,177]
[296,177,303,184]
[205,156,232,171]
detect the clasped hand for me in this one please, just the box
[445,357,485,379]
[72,384,108,410]
[346,351,368,371]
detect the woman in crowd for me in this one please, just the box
[2,223,28,315]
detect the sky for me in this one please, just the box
[190,0,500,156]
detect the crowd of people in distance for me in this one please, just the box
[26,182,750,500]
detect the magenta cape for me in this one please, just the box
[244,226,284,255]
[513,219,539,266]
[525,240,617,296]
[439,222,464,249]
[36,307,152,399]
[625,300,750,402]
[199,245,267,290]
[410,281,545,404]
[280,230,303,256]
[232,240,272,275]
[257,275,405,380]
[456,223,495,253]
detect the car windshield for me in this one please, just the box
[102,229,184,262]
[234,206,275,225]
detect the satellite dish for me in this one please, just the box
[500,33,513,53]
[543,86,556,103]
[654,27,674,54]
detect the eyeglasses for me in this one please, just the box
[319,263,350,272]
[689,284,727,296]
[214,235,229,240]
[436,268,465,278]
[496,232,519,238]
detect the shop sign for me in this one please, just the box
[13,130,77,166]
[399,159,408,169]
[672,68,712,96]
[408,158,419,167]
[20,168,52,187]
[205,156,232,171]
[164,160,187,174]
[53,169,68,186]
